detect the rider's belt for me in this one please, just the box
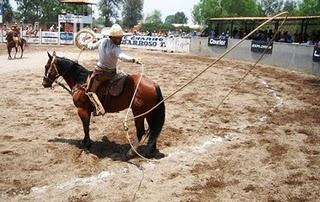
[95,65,116,73]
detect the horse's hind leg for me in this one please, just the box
[126,116,145,158]
[145,101,165,158]
[7,47,12,59]
[20,44,24,58]
[14,47,17,58]
[78,107,92,149]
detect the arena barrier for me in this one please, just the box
[0,30,191,53]
[0,29,74,45]
[121,35,190,53]
[190,37,320,76]
[1,29,319,75]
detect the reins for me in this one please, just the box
[45,56,72,95]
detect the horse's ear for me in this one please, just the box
[52,51,56,57]
[47,51,52,59]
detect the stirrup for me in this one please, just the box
[86,92,105,116]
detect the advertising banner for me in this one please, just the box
[60,32,74,44]
[0,0,3,23]
[208,37,228,47]
[251,40,273,54]
[313,46,320,62]
[122,36,166,50]
[41,31,59,44]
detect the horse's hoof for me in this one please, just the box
[81,139,92,150]
[145,149,165,159]
[126,149,137,160]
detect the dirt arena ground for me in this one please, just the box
[0,43,319,202]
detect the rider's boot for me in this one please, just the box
[86,92,105,116]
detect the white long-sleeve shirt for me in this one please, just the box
[87,38,134,70]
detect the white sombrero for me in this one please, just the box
[101,24,132,37]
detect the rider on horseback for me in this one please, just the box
[11,23,20,47]
[85,24,142,116]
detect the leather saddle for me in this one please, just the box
[100,71,128,97]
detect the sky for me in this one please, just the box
[143,0,200,24]
[8,0,200,24]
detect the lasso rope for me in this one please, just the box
[123,12,289,160]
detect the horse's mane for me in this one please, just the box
[6,31,13,40]
[57,57,91,84]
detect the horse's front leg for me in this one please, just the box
[7,47,12,59]
[20,44,24,58]
[14,47,17,58]
[78,107,92,149]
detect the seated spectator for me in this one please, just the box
[49,24,56,32]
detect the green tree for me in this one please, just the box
[165,12,188,24]
[174,12,188,24]
[221,0,259,17]
[99,0,123,26]
[192,0,222,25]
[3,0,14,23]
[14,0,90,25]
[298,0,320,15]
[283,0,297,15]
[15,0,42,23]
[259,0,284,16]
[145,10,162,24]
[122,0,143,28]
[165,15,175,24]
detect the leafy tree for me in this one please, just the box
[174,12,188,24]
[145,10,162,24]
[122,0,143,28]
[298,0,320,15]
[192,0,222,25]
[15,0,42,23]
[283,0,297,15]
[259,0,284,16]
[165,15,175,24]
[3,0,14,23]
[165,12,188,24]
[99,0,123,26]
[192,0,259,25]
[14,0,90,25]
[221,0,259,17]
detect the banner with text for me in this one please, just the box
[122,36,166,50]
[251,40,273,54]
[313,46,320,62]
[60,32,74,44]
[41,31,59,44]
[0,0,3,23]
[208,37,228,47]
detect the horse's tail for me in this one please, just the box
[148,84,165,141]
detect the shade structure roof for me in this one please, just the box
[60,0,97,4]
[209,16,320,22]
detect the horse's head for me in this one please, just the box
[42,51,60,88]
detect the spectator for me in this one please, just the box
[49,24,56,32]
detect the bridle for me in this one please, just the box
[44,56,72,94]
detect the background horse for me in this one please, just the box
[42,52,165,159]
[6,31,27,59]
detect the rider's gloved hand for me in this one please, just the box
[133,57,142,64]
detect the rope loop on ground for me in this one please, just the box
[122,11,289,161]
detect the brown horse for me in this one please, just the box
[42,52,165,159]
[6,31,27,59]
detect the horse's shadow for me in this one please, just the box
[48,136,165,161]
